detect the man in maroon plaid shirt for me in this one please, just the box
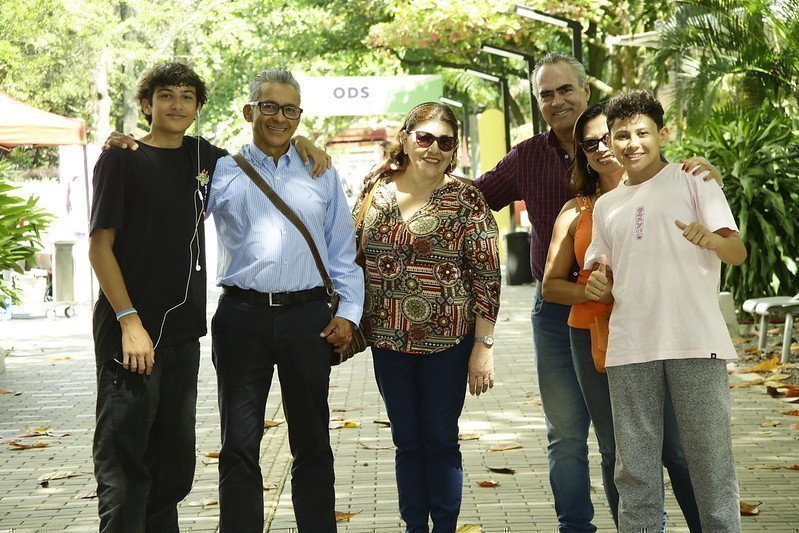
[474,52,598,531]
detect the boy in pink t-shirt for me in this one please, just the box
[584,90,746,532]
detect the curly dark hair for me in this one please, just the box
[384,102,460,173]
[571,103,607,196]
[605,89,664,131]
[136,62,208,124]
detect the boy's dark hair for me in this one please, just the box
[605,89,665,131]
[136,62,208,124]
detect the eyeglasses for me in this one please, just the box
[249,101,303,120]
[579,133,610,154]
[411,130,457,152]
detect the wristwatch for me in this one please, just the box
[474,335,494,347]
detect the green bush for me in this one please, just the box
[0,159,53,308]
[666,103,799,310]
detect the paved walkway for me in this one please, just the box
[1,284,797,532]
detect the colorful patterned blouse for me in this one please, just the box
[356,175,501,354]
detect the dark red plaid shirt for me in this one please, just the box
[474,130,575,282]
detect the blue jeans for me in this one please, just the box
[570,327,702,532]
[372,334,472,533]
[532,284,595,532]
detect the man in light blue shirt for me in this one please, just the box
[206,68,363,533]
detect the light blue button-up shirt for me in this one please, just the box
[206,142,363,325]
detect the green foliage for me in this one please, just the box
[652,0,799,129]
[0,160,53,307]
[665,104,799,307]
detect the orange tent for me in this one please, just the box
[0,91,87,146]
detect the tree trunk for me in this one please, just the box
[91,49,112,144]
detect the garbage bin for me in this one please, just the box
[505,231,533,285]
[53,241,75,303]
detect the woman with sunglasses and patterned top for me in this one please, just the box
[542,103,723,531]
[353,102,501,532]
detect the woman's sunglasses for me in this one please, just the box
[411,130,457,152]
[579,133,610,154]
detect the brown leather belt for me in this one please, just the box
[222,285,328,307]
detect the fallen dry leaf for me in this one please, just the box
[784,386,799,398]
[44,355,72,361]
[760,420,780,427]
[357,440,393,450]
[783,410,799,416]
[373,420,391,427]
[490,442,522,452]
[331,407,360,412]
[476,480,500,487]
[767,327,781,335]
[743,346,760,354]
[731,336,750,344]
[329,420,359,430]
[202,458,219,465]
[792,423,799,431]
[264,419,284,429]
[749,464,782,470]
[8,441,49,450]
[523,398,542,405]
[0,389,21,395]
[740,500,761,516]
[487,466,516,475]
[187,498,218,507]
[335,511,358,522]
[37,470,81,486]
[749,356,780,373]
[19,426,50,437]
[458,433,481,441]
[783,465,799,470]
[75,490,97,499]
[263,482,277,491]
[204,450,220,458]
[455,525,482,533]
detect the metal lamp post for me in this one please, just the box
[514,4,583,63]
[479,44,544,134]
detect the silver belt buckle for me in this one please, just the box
[268,292,282,306]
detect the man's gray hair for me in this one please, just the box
[248,68,301,101]
[530,52,587,100]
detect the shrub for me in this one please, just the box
[0,159,53,307]
[665,103,799,309]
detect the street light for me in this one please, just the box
[439,97,472,179]
[515,4,583,62]
[480,44,544,134]
[465,68,515,230]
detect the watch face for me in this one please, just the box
[478,336,494,346]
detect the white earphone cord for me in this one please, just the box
[153,113,204,350]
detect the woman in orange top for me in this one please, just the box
[542,103,722,531]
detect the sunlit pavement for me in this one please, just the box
[1,284,797,532]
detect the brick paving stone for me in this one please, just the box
[1,284,798,532]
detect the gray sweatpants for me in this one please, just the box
[607,358,741,533]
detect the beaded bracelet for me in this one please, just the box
[115,307,138,321]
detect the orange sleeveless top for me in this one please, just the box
[568,195,612,329]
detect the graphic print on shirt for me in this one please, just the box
[634,206,645,240]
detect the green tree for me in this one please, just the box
[651,0,799,128]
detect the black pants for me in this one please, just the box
[212,294,336,533]
[93,338,200,533]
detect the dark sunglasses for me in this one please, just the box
[579,133,610,154]
[249,101,303,120]
[411,130,457,152]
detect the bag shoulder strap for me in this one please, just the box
[232,152,334,294]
